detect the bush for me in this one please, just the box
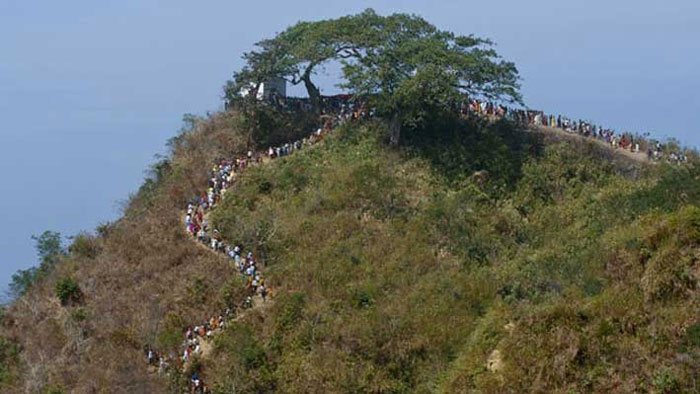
[9,230,66,298]
[70,307,89,322]
[68,232,100,259]
[188,277,209,304]
[0,338,18,386]
[652,368,681,394]
[221,276,249,309]
[55,278,83,306]
[42,384,66,394]
[158,313,186,350]
[680,322,700,352]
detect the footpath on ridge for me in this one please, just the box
[536,125,650,164]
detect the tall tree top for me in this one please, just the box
[226,9,522,143]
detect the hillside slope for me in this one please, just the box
[1,113,699,394]
[200,121,700,393]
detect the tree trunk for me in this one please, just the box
[388,112,402,146]
[302,67,322,112]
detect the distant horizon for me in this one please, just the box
[2,0,699,295]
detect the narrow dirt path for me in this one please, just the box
[535,125,651,164]
[155,124,340,393]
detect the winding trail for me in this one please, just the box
[146,109,360,394]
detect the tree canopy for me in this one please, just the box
[9,231,65,298]
[227,9,522,144]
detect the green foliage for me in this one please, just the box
[188,277,209,305]
[95,221,113,237]
[234,100,319,149]
[9,269,38,299]
[275,293,305,333]
[42,384,67,394]
[158,313,186,350]
[228,9,378,108]
[185,356,203,378]
[680,322,700,352]
[0,337,19,387]
[10,230,65,298]
[215,324,275,392]
[203,121,700,392]
[33,231,65,265]
[404,115,540,190]
[652,368,681,394]
[221,276,248,309]
[10,104,700,391]
[70,307,89,322]
[137,157,173,207]
[42,384,66,394]
[55,278,82,306]
[68,232,100,259]
[339,11,521,143]
[228,8,521,127]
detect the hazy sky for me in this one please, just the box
[1,0,699,296]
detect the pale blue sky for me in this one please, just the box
[1,0,699,296]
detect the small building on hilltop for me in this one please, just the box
[242,77,287,100]
[260,77,286,99]
[226,77,286,110]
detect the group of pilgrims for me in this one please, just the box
[148,93,688,393]
[461,98,690,165]
[268,93,690,165]
[145,97,371,394]
[243,92,688,165]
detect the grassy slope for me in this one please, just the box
[1,113,699,393]
[0,112,254,393]
[202,120,699,393]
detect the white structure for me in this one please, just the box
[241,77,286,100]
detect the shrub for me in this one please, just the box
[652,368,681,394]
[68,232,100,259]
[70,307,89,322]
[158,313,186,350]
[0,337,18,386]
[680,322,700,352]
[95,221,113,237]
[42,384,66,394]
[275,293,305,333]
[9,230,66,298]
[221,276,248,309]
[55,278,83,306]
[188,277,209,304]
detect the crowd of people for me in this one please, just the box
[145,96,370,394]
[232,90,691,167]
[460,97,690,165]
[262,92,374,119]
[262,93,690,165]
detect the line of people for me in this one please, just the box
[148,97,369,394]
[461,98,689,165]
[238,92,690,166]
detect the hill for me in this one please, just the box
[1,109,699,394]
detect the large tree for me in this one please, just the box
[227,10,522,144]
[227,9,376,109]
[339,12,522,145]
